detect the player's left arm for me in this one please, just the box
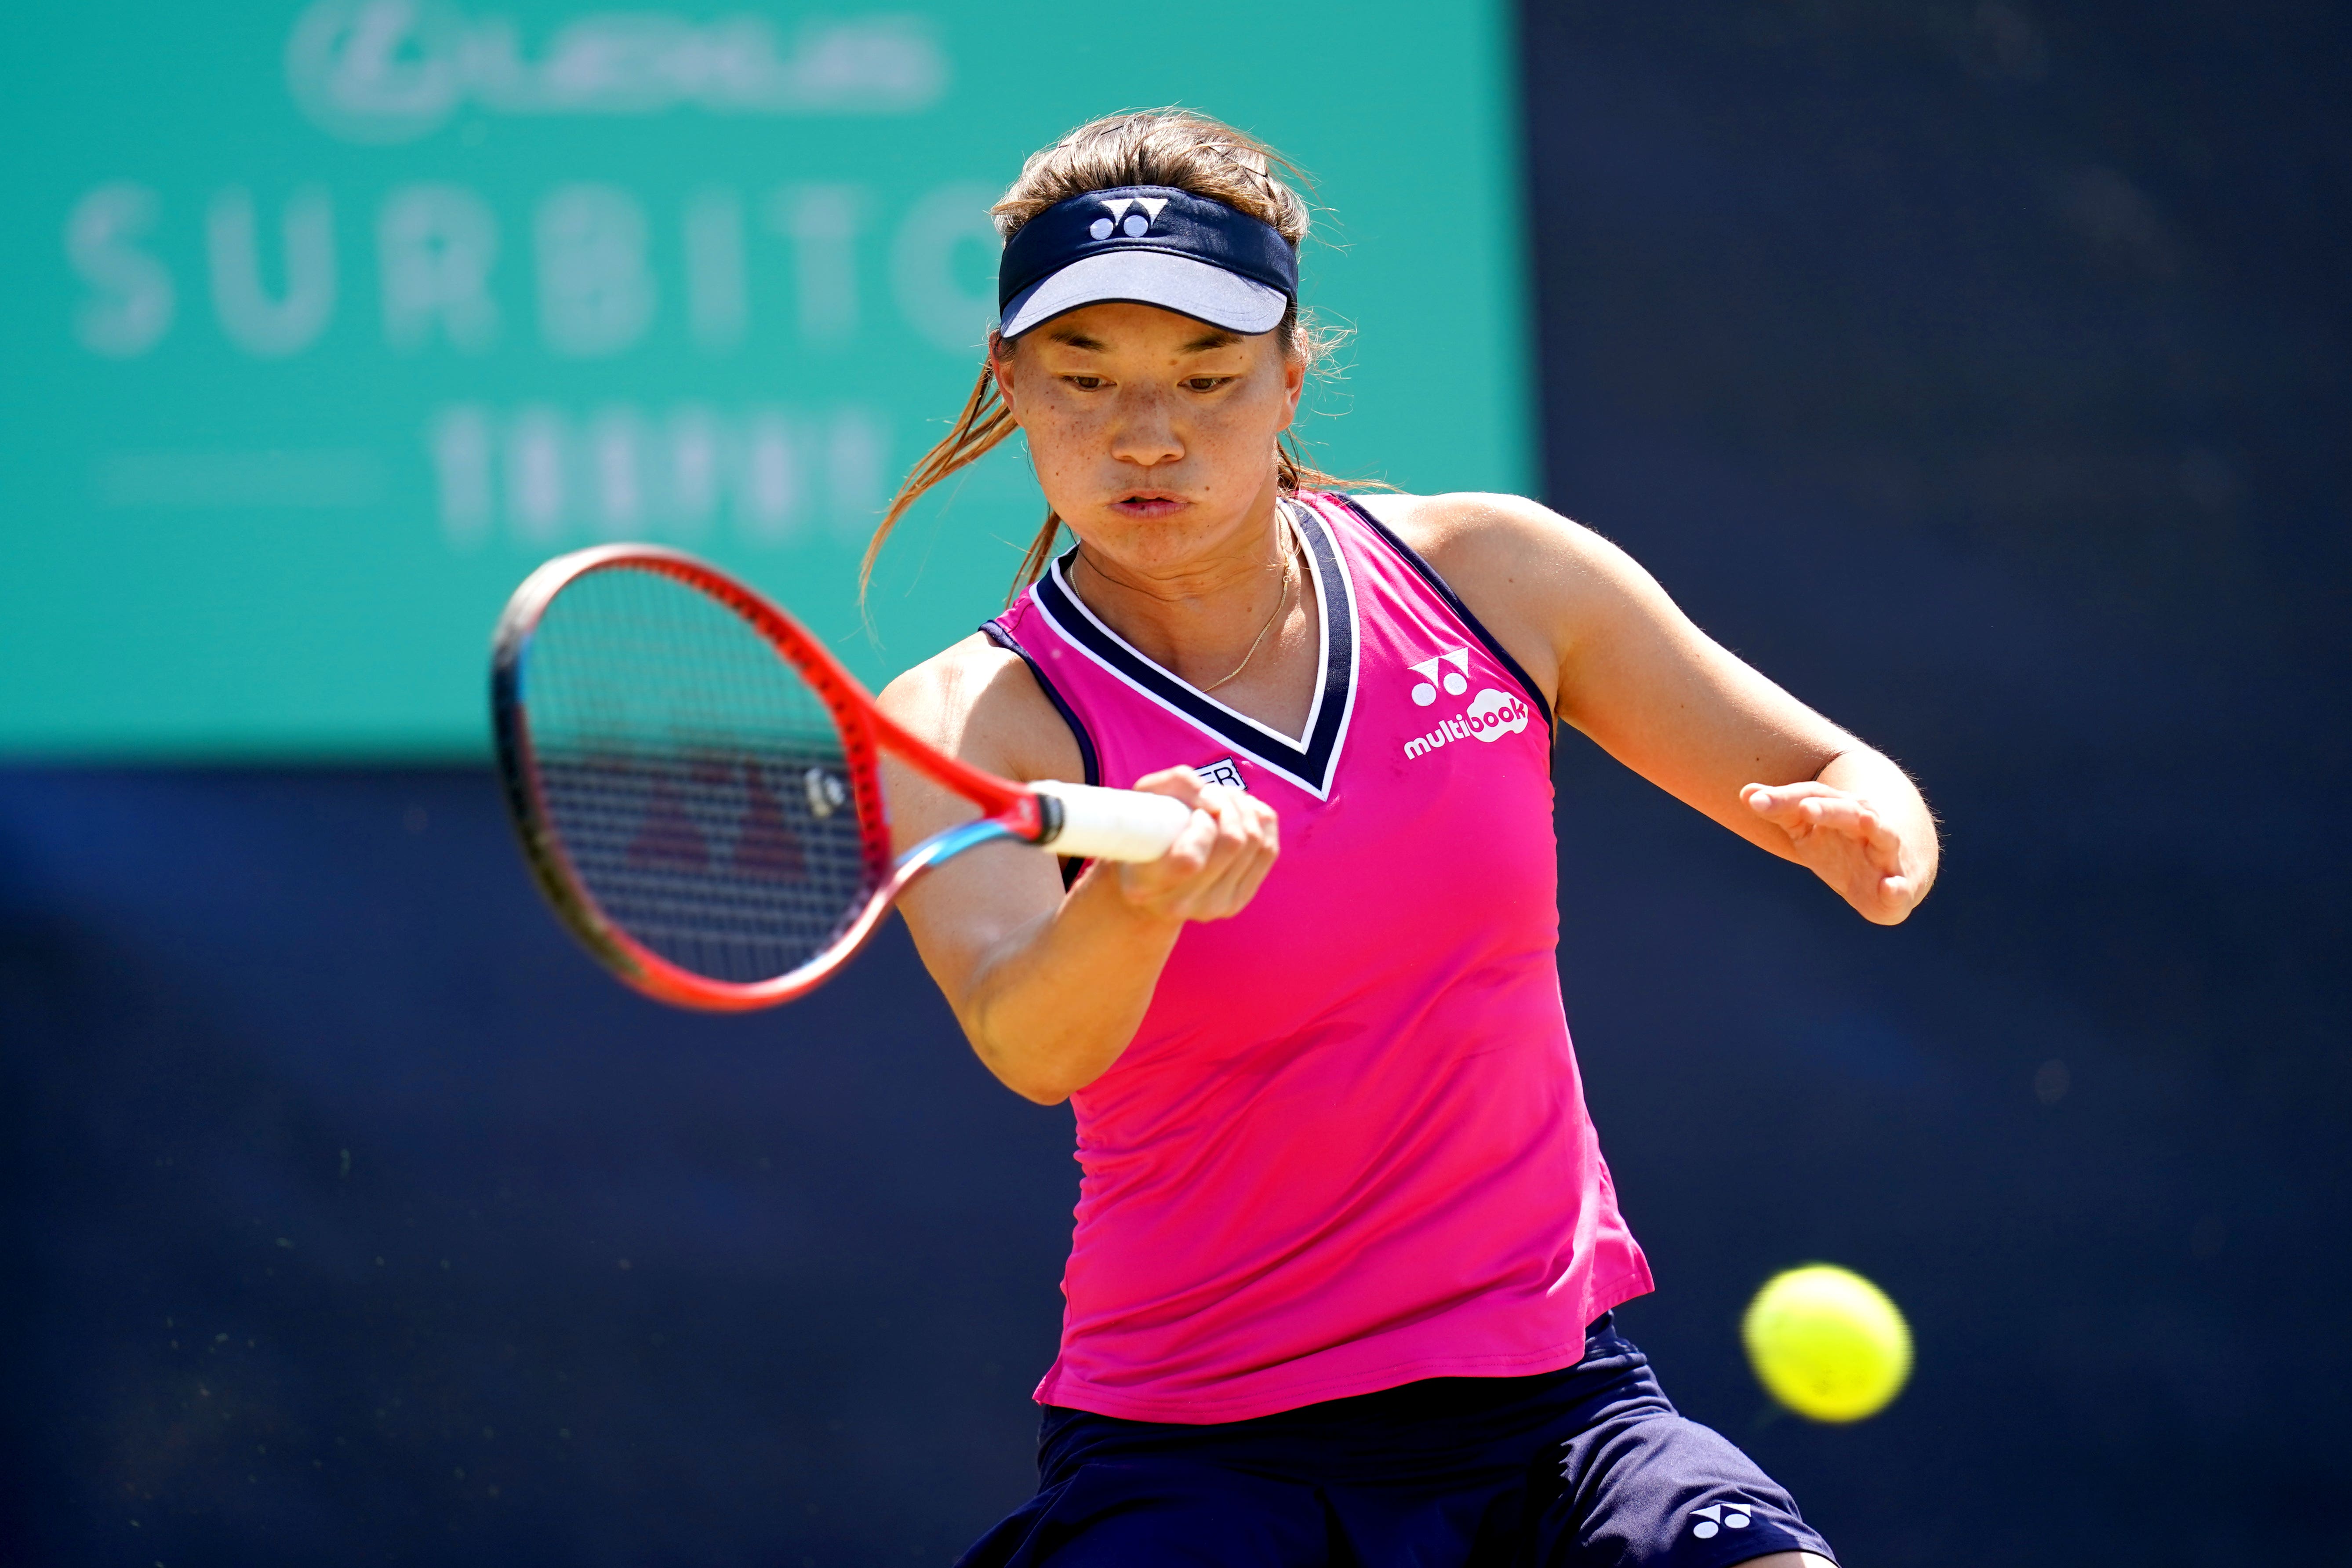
[1389,491,1938,925]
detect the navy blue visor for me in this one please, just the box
[997,185,1297,339]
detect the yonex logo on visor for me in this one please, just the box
[997,184,1298,339]
[1090,196,1169,240]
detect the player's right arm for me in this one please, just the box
[877,637,1280,1104]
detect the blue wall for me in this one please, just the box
[4,4,2348,1564]
[0,768,1077,1565]
[1519,2,2347,1562]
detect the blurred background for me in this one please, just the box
[0,1,2343,1564]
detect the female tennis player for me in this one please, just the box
[870,110,1936,1568]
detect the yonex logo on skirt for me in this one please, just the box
[1690,1500,1756,1539]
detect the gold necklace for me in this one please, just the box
[1200,534,1298,694]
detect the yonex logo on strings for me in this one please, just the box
[622,762,847,882]
[1410,647,1471,706]
[1089,196,1169,240]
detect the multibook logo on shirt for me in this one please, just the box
[1401,687,1530,760]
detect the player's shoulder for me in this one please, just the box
[876,631,1032,744]
[876,631,1084,784]
[1331,490,1632,711]
[1336,489,1610,578]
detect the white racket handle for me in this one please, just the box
[1032,781,1195,862]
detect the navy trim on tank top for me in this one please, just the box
[1027,500,1356,798]
[981,617,1098,890]
[1329,492,1555,723]
[980,617,1102,788]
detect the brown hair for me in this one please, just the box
[860,107,1349,606]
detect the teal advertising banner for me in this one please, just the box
[0,1,1528,759]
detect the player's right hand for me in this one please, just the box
[1109,766,1280,924]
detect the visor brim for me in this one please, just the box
[1000,251,1289,339]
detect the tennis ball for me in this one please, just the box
[1741,1263,1912,1422]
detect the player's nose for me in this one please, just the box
[1105,385,1183,467]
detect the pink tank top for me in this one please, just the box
[984,491,1653,1424]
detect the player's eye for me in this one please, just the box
[1064,375,1106,391]
[1183,376,1232,393]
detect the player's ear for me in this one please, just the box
[1277,338,1305,422]
[988,333,1023,422]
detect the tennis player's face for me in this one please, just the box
[996,302,1305,568]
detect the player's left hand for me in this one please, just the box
[1741,781,1927,925]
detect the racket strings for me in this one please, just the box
[522,567,880,984]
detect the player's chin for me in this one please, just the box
[1087,498,1214,545]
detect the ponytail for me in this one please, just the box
[857,349,1023,604]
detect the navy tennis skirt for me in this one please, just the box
[955,1313,1835,1568]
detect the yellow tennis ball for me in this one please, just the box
[1741,1263,1912,1422]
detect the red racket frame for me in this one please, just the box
[493,545,1050,1010]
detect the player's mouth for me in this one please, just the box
[1109,491,1188,519]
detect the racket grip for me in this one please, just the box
[1032,782,1194,863]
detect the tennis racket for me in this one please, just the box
[491,544,1192,1010]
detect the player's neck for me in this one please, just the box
[1068,492,1319,732]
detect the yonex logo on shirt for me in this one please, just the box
[1408,647,1471,706]
[1089,196,1169,240]
[1401,688,1532,760]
